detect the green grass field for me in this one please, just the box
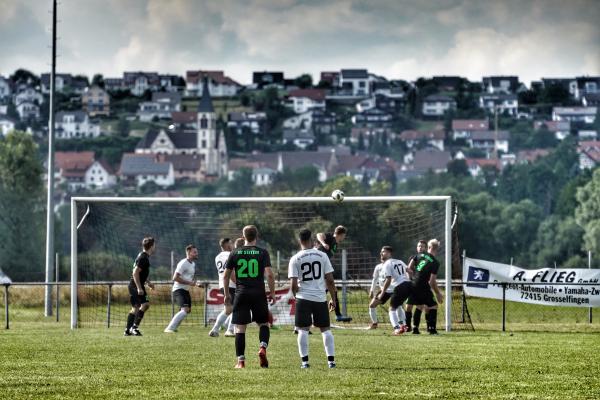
[1,324,599,399]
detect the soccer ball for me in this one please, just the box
[331,189,345,203]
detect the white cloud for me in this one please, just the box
[0,0,598,83]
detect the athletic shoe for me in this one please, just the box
[392,327,404,336]
[163,328,176,333]
[123,329,132,336]
[208,330,219,337]
[235,360,245,369]
[412,327,420,335]
[401,324,410,333]
[367,322,378,330]
[336,315,353,322]
[405,324,412,333]
[301,363,310,369]
[429,329,439,335]
[258,346,269,368]
[328,362,337,368]
[224,330,235,337]
[131,327,142,336]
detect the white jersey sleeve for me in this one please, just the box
[288,249,331,302]
[382,258,408,291]
[215,251,235,289]
[371,263,382,292]
[172,259,195,292]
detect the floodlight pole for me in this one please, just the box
[44,0,58,317]
[445,197,452,332]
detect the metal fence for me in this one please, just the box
[2,281,598,332]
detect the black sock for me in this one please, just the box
[427,309,438,331]
[333,291,342,316]
[425,312,431,331]
[328,356,335,362]
[405,311,412,327]
[235,333,246,358]
[133,309,145,326]
[301,356,309,363]
[413,309,422,329]
[126,313,135,330]
[259,325,270,347]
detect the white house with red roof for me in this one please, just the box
[287,89,326,114]
[451,119,489,140]
[577,141,600,170]
[185,70,242,97]
[54,151,116,191]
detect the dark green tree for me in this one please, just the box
[0,131,45,281]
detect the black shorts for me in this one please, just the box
[411,286,437,308]
[173,289,192,309]
[378,291,392,305]
[232,290,269,325]
[390,281,413,309]
[295,298,330,328]
[220,287,236,304]
[128,283,149,306]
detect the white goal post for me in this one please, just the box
[71,195,452,330]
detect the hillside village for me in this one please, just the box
[0,69,599,203]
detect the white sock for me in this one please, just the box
[166,310,188,331]
[297,329,309,358]
[396,307,406,325]
[322,330,335,357]
[389,309,400,328]
[368,307,378,323]
[225,315,234,332]
[211,310,228,332]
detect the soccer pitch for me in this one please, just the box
[1,326,599,399]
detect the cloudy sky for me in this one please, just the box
[1,0,598,84]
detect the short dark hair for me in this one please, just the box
[185,244,196,253]
[243,225,258,242]
[418,240,427,246]
[234,237,245,248]
[382,245,393,253]
[334,225,347,235]
[142,237,155,251]
[298,229,312,242]
[219,238,231,248]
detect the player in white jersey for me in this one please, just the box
[368,246,412,334]
[209,238,236,337]
[289,229,337,369]
[164,244,200,333]
[367,261,386,329]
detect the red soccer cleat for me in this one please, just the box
[258,346,269,368]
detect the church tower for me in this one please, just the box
[197,76,223,177]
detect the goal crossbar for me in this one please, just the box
[71,195,452,330]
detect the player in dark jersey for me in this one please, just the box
[405,239,427,332]
[315,225,352,322]
[223,225,276,369]
[124,237,156,336]
[409,239,443,334]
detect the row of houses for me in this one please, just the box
[3,71,598,101]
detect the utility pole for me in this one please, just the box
[44,0,57,317]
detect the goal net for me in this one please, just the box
[71,196,465,331]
